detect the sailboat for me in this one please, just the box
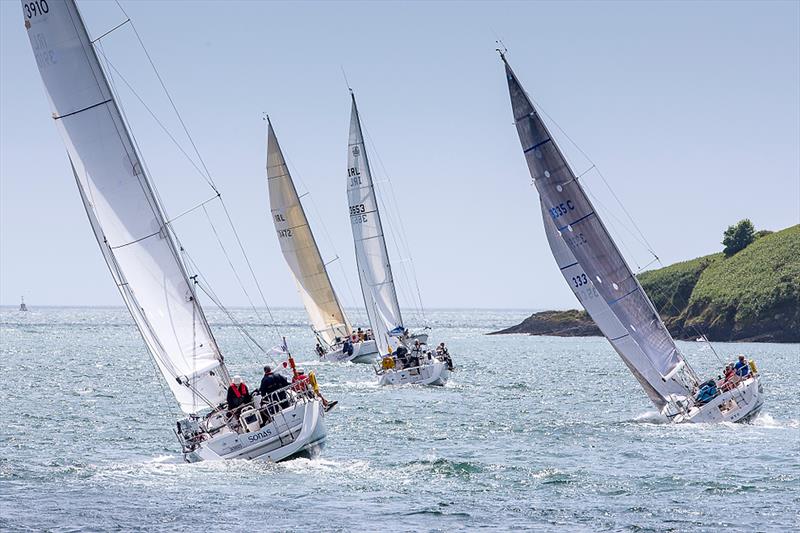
[19,297,28,312]
[23,0,327,460]
[499,51,763,423]
[346,91,452,386]
[266,118,378,363]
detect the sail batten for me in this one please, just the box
[502,55,693,406]
[24,0,229,413]
[266,121,351,345]
[347,93,403,355]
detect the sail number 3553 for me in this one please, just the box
[349,203,367,223]
[24,0,49,18]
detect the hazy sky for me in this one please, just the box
[1,0,798,312]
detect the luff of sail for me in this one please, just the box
[347,92,403,355]
[266,120,351,345]
[23,0,229,413]
[502,54,695,407]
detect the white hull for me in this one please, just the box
[404,332,428,345]
[185,399,326,462]
[377,360,450,386]
[320,339,379,364]
[671,375,764,424]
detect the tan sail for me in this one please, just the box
[267,120,351,345]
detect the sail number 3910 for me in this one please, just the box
[24,0,49,18]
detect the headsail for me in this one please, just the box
[24,0,229,413]
[501,54,695,407]
[347,92,403,354]
[266,119,351,345]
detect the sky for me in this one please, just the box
[1,0,798,312]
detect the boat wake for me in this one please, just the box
[749,412,799,429]
[631,411,670,424]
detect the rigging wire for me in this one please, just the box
[95,39,219,415]
[529,94,661,265]
[181,250,274,362]
[516,65,725,370]
[106,1,285,350]
[360,123,430,326]
[278,141,363,319]
[114,0,218,192]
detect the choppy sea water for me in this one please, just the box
[0,307,797,532]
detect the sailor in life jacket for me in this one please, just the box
[226,375,251,409]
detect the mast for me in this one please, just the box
[23,0,229,413]
[266,118,351,345]
[500,52,697,408]
[346,91,404,354]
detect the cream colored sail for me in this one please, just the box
[267,120,351,345]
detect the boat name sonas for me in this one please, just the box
[246,428,273,443]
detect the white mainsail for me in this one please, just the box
[24,0,229,413]
[347,92,403,354]
[502,54,695,408]
[266,119,351,345]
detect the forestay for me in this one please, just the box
[502,55,694,406]
[346,92,403,355]
[23,0,229,413]
[266,120,351,345]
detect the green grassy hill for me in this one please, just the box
[681,225,799,341]
[493,224,799,342]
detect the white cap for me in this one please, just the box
[233,375,242,385]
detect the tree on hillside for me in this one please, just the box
[722,219,756,256]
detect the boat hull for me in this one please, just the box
[377,360,450,386]
[321,339,379,364]
[673,375,764,424]
[186,400,326,462]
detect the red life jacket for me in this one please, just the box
[230,383,248,398]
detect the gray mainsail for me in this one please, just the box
[502,53,696,407]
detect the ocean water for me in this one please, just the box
[0,307,797,532]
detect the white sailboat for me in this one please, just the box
[24,0,327,460]
[500,51,763,423]
[266,118,378,363]
[19,297,28,312]
[346,91,452,386]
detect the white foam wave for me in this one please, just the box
[632,411,669,424]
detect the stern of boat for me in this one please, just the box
[676,375,764,424]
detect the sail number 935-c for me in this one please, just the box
[24,0,50,18]
[549,199,575,220]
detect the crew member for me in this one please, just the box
[226,375,251,410]
[734,355,750,378]
[437,342,454,371]
[259,365,290,411]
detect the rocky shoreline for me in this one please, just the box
[490,225,799,343]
